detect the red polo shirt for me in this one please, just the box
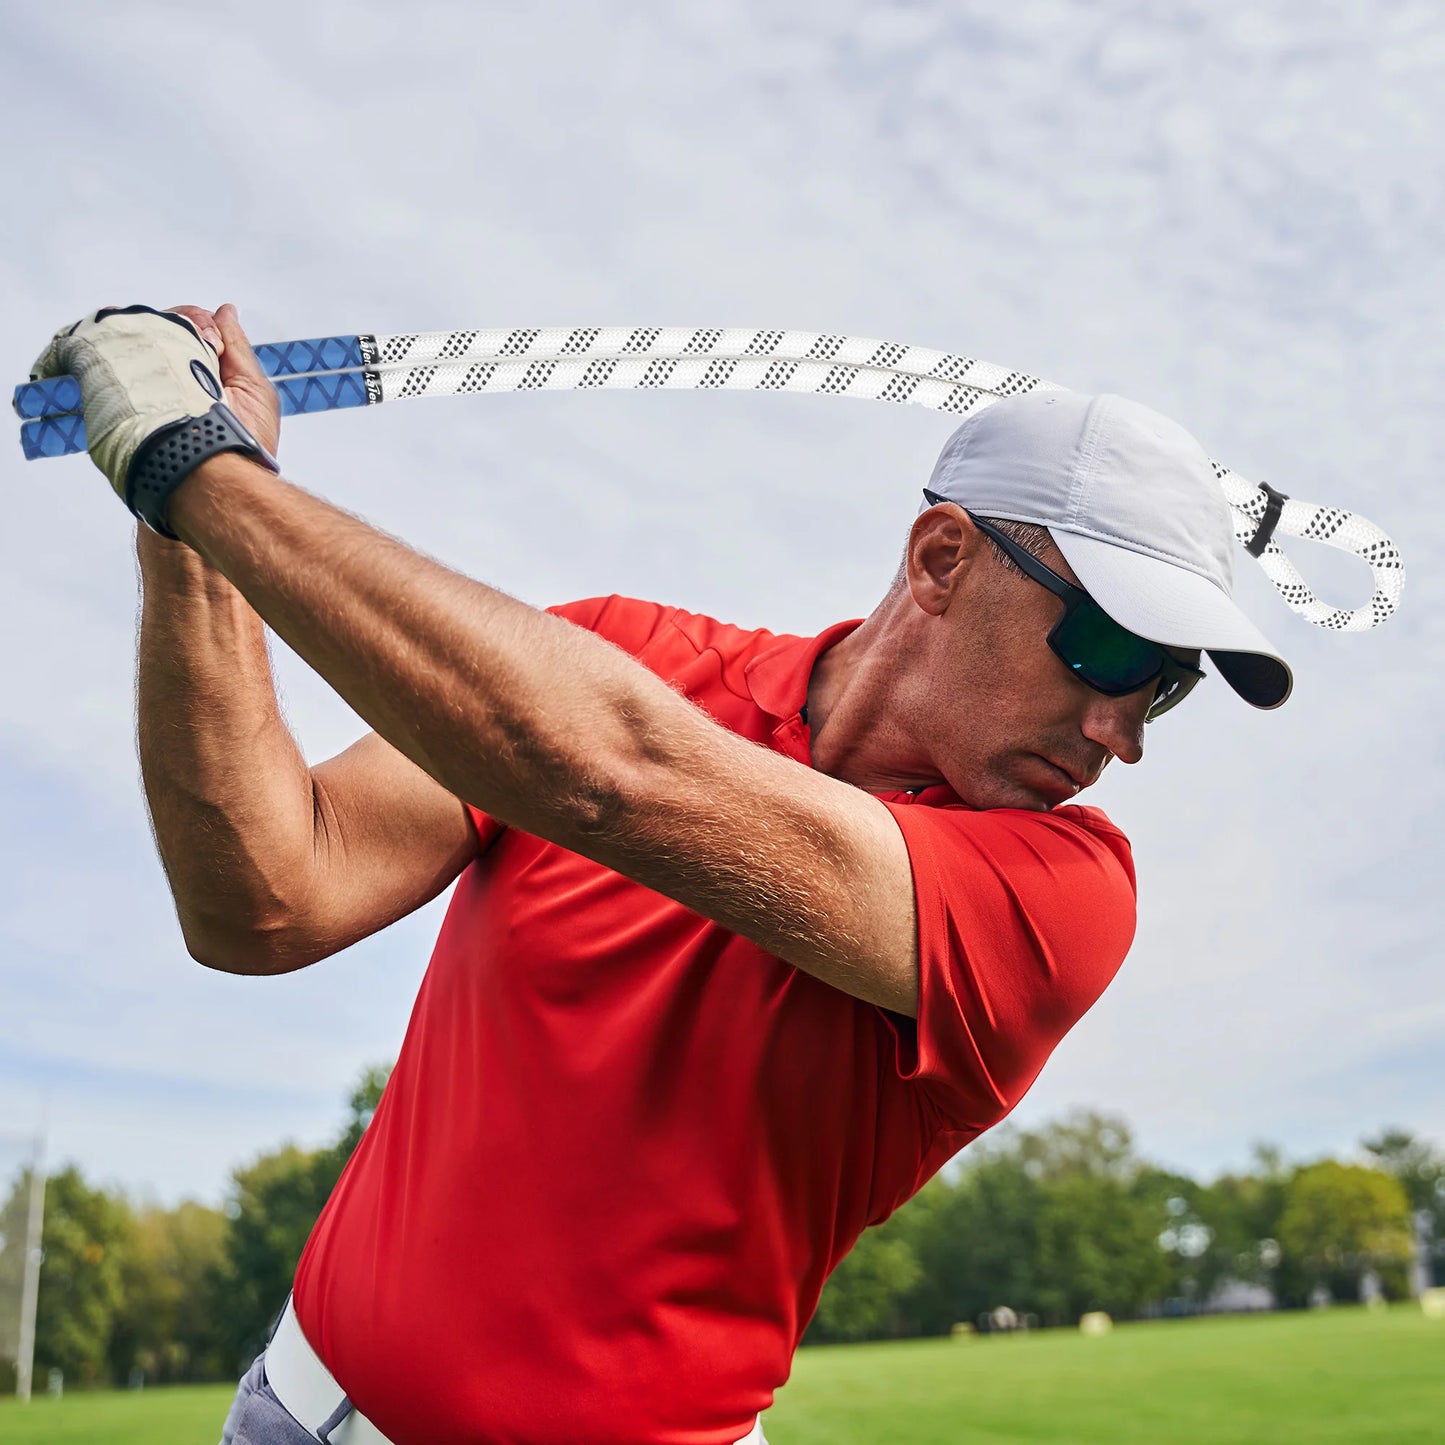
[292,596,1136,1445]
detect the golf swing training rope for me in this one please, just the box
[15,317,1404,633]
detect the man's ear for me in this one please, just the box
[906,503,986,616]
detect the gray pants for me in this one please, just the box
[217,1353,349,1444]
[217,1342,770,1444]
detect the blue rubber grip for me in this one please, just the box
[13,375,82,419]
[272,369,373,414]
[12,335,364,422]
[18,369,377,458]
[20,411,88,460]
[253,335,365,377]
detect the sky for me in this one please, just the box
[0,1,1441,1205]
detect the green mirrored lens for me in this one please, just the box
[1150,676,1182,714]
[1054,604,1162,691]
[1146,664,1204,721]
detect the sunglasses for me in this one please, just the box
[922,491,1205,721]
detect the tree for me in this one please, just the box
[892,1112,1171,1335]
[211,1061,394,1367]
[1363,1129,1445,1287]
[1190,1146,1292,1304]
[1015,1111,1138,1181]
[0,1167,36,1389]
[1133,1169,1216,1303]
[31,1167,133,1385]
[810,1221,923,1343]
[903,1145,1044,1333]
[1278,1161,1414,1302]
[1032,1164,1171,1324]
[330,1063,393,1163]
[109,1200,227,1383]
[211,1145,338,1367]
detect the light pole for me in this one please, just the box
[10,1132,45,1403]
[5,1127,46,1398]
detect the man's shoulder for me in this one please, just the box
[548,594,788,669]
[1044,803,1134,885]
[917,797,1126,837]
[1049,802,1130,845]
[905,799,1135,890]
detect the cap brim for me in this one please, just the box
[1050,530,1293,709]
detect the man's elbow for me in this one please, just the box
[509,728,644,845]
[179,911,328,976]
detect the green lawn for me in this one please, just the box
[1,1307,1440,1443]
[768,1307,1445,1444]
[0,1382,230,1443]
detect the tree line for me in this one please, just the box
[0,1066,389,1390]
[810,1114,1442,1343]
[1,1069,1440,1388]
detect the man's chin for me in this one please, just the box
[958,760,1081,812]
[955,779,1059,813]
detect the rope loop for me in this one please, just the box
[1213,465,1404,632]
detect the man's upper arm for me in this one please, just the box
[289,733,480,964]
[879,804,1137,1128]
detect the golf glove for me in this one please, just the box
[30,306,278,537]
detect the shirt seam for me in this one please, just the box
[662,611,769,707]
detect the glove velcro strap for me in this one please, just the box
[124,402,278,537]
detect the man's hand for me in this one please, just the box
[168,303,281,457]
[30,304,277,536]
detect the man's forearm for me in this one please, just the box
[136,526,318,957]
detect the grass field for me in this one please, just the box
[0,1306,1440,1443]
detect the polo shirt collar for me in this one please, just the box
[743,618,863,723]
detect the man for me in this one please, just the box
[34,305,1290,1445]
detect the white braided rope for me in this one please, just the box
[364,326,1040,396]
[376,353,1038,416]
[350,326,1402,633]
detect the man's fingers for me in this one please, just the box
[211,302,281,456]
[166,305,223,353]
[213,303,265,386]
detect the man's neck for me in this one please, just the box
[805,603,943,795]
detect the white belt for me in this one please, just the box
[265,1296,768,1444]
[265,1298,392,1445]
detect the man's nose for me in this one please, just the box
[1082,691,1147,766]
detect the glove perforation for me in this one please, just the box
[126,402,276,537]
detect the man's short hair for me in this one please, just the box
[975,516,1053,578]
[895,513,1054,589]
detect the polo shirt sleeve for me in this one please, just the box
[463,596,678,842]
[545,595,678,654]
[879,802,1137,1133]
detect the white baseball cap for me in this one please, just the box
[925,390,1292,709]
